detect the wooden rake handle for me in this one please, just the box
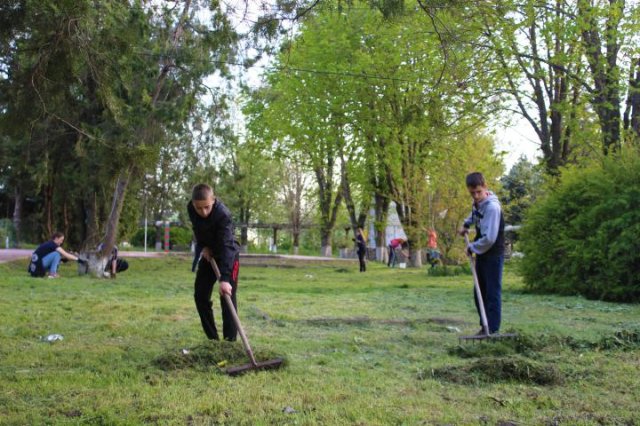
[464,234,490,335]
[208,257,258,367]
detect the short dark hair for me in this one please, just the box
[51,231,64,240]
[192,183,214,201]
[466,172,486,187]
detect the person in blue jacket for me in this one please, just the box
[187,184,240,341]
[458,172,505,335]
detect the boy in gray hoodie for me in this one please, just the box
[458,172,505,334]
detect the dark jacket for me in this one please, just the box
[187,199,239,282]
[28,240,58,277]
[355,234,366,254]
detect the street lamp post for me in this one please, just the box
[143,174,153,253]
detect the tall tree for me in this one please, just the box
[0,1,238,275]
[479,0,589,172]
[217,130,279,253]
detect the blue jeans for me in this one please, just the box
[42,251,61,275]
[388,246,396,267]
[474,255,503,333]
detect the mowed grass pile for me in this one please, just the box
[1,256,640,425]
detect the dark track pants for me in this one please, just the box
[194,254,240,341]
[357,250,366,272]
[473,255,503,334]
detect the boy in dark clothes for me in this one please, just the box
[458,172,505,335]
[187,184,240,341]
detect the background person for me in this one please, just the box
[387,237,402,267]
[427,228,441,268]
[97,243,129,277]
[28,232,84,278]
[354,227,367,272]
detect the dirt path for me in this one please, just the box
[0,249,352,266]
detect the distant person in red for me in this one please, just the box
[387,237,406,267]
[428,229,438,249]
[427,229,441,268]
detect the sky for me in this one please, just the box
[495,117,540,170]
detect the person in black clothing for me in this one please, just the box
[97,243,129,277]
[187,184,240,341]
[28,232,84,278]
[354,227,367,272]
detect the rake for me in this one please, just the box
[459,234,517,342]
[208,257,284,375]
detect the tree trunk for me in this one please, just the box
[239,207,249,253]
[12,186,22,248]
[623,58,640,139]
[340,155,370,235]
[239,225,248,253]
[63,198,70,242]
[320,226,332,257]
[374,192,389,263]
[44,183,54,239]
[395,201,423,268]
[578,0,623,154]
[82,191,101,251]
[314,163,342,258]
[410,246,423,268]
[292,231,300,255]
[86,167,131,277]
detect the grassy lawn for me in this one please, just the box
[1,257,639,425]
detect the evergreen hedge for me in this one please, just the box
[520,154,640,302]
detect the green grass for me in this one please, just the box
[1,258,639,425]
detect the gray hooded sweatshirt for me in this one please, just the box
[463,191,504,256]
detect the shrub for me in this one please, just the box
[168,226,193,247]
[520,154,640,302]
[131,227,156,248]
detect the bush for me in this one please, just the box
[520,154,640,302]
[168,226,193,247]
[131,227,156,248]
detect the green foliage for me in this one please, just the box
[130,227,156,248]
[168,226,193,247]
[499,157,544,225]
[521,153,640,302]
[0,0,237,249]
